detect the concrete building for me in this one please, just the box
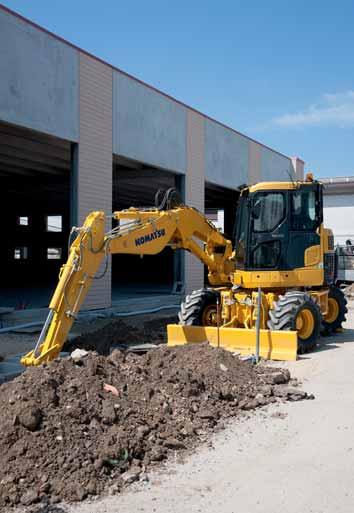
[0,5,304,310]
[322,176,354,245]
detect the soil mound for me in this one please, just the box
[344,283,354,298]
[64,316,177,354]
[0,344,311,509]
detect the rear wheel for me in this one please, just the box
[268,291,322,354]
[322,286,347,334]
[178,289,220,326]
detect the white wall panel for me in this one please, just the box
[78,53,112,309]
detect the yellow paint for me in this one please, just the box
[233,268,324,288]
[304,245,321,266]
[167,325,298,361]
[248,181,316,193]
[308,289,329,316]
[325,298,339,323]
[296,308,315,340]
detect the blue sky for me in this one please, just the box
[2,0,354,177]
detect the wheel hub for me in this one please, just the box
[296,308,315,340]
[325,297,339,324]
[202,305,218,326]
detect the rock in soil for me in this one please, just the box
[0,343,311,509]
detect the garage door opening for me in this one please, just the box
[112,156,184,300]
[0,122,71,308]
[205,182,239,285]
[205,183,239,239]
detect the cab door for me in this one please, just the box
[248,191,289,270]
[286,184,322,269]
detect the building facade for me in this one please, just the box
[322,177,354,245]
[0,5,304,310]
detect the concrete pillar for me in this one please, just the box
[248,141,261,184]
[185,111,205,294]
[77,53,113,309]
[291,157,305,180]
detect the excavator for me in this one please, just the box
[21,174,347,366]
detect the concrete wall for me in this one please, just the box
[248,141,261,184]
[205,120,249,188]
[113,72,187,173]
[0,9,79,141]
[185,111,205,293]
[259,147,293,181]
[204,119,293,188]
[77,53,112,309]
[323,193,354,245]
[291,157,305,180]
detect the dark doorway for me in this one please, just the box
[0,122,71,308]
[112,156,184,299]
[204,182,239,284]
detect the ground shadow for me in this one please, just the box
[296,328,354,359]
[314,328,354,354]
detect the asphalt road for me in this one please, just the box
[67,307,354,513]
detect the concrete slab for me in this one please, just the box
[113,342,158,353]
[0,293,181,329]
[12,326,42,334]
[0,354,23,384]
[0,307,15,314]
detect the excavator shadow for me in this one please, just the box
[313,328,354,354]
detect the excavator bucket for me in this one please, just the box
[167,325,298,361]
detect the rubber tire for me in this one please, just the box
[322,286,347,334]
[178,288,220,326]
[267,291,322,354]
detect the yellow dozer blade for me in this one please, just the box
[167,325,298,361]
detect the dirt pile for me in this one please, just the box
[0,344,311,509]
[65,316,177,354]
[344,283,354,298]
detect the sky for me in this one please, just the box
[2,0,354,177]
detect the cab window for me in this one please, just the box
[291,190,317,231]
[252,240,281,268]
[253,193,285,233]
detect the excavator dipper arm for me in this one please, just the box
[21,205,233,366]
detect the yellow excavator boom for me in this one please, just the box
[21,204,234,366]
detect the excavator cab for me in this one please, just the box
[234,180,324,274]
[230,179,335,290]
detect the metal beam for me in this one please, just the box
[0,153,68,176]
[0,121,71,150]
[0,133,71,163]
[0,146,70,171]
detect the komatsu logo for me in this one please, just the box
[135,228,166,246]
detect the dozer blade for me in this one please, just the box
[167,325,297,361]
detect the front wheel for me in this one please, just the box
[268,291,322,354]
[178,288,220,326]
